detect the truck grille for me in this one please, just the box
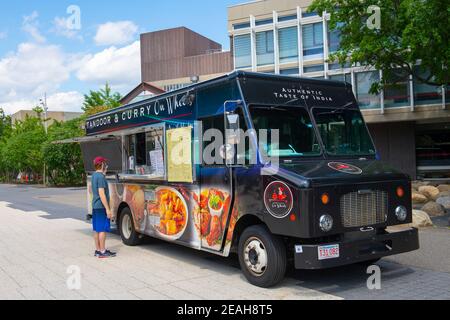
[340,190,388,228]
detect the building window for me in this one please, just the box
[303,11,319,18]
[280,68,299,75]
[233,22,250,30]
[278,14,297,22]
[384,70,411,108]
[163,83,190,92]
[255,18,273,26]
[413,67,443,106]
[302,23,324,59]
[328,24,342,53]
[234,34,252,69]
[329,73,351,84]
[355,71,381,109]
[256,30,274,66]
[329,62,351,70]
[416,128,450,169]
[304,64,325,73]
[278,27,298,64]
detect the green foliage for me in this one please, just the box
[1,116,46,179]
[0,84,122,186]
[0,109,86,186]
[0,108,11,139]
[42,118,86,186]
[82,83,122,115]
[309,0,449,92]
[0,108,13,181]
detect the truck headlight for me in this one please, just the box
[395,206,407,222]
[320,215,334,232]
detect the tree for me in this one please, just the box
[0,108,11,139]
[0,108,12,182]
[309,0,449,92]
[1,116,46,180]
[42,118,86,186]
[82,83,122,115]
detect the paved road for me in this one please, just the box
[0,184,449,300]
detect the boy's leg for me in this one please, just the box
[94,232,100,251]
[99,232,107,252]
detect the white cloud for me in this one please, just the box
[46,91,84,112]
[76,41,140,90]
[94,21,138,46]
[1,91,84,115]
[0,43,72,98]
[0,42,83,115]
[52,16,83,40]
[22,11,46,43]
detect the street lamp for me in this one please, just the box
[39,93,48,187]
[39,93,48,134]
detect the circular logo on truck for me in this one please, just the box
[328,162,363,175]
[264,181,294,219]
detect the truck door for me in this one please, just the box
[198,114,234,252]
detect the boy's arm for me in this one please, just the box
[99,188,112,218]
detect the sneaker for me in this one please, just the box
[105,250,117,257]
[98,251,116,259]
[94,250,101,257]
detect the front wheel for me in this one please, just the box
[238,225,287,288]
[119,207,142,246]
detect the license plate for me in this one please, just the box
[318,244,340,260]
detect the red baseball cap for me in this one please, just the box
[93,157,108,166]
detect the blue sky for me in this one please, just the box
[0,0,244,115]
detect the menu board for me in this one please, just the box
[149,150,165,176]
[166,127,193,183]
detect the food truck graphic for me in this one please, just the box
[75,71,419,288]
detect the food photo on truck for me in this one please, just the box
[59,71,419,288]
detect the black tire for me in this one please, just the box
[238,225,287,288]
[118,207,142,246]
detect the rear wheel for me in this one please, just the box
[238,225,287,288]
[119,207,142,246]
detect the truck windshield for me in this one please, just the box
[312,107,376,157]
[250,106,322,158]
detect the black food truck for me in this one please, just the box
[72,71,419,288]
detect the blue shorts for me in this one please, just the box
[92,209,111,233]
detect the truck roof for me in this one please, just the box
[86,71,350,121]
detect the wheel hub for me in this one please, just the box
[244,238,268,277]
[122,214,132,240]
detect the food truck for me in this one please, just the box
[75,71,419,288]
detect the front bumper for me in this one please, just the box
[294,228,419,270]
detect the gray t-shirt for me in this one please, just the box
[92,172,110,210]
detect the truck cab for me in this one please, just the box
[218,72,419,287]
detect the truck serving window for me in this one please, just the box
[312,108,376,157]
[123,127,165,177]
[250,106,321,158]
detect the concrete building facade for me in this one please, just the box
[11,110,82,125]
[227,0,450,179]
[140,27,233,92]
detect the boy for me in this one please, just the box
[91,157,117,258]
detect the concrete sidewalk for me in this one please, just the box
[0,201,339,300]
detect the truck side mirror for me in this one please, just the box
[224,113,241,167]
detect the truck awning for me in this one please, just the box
[52,134,120,144]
